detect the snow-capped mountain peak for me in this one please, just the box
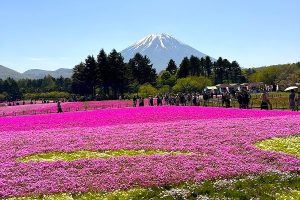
[121,33,212,72]
[134,33,180,50]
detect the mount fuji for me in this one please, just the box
[121,33,213,72]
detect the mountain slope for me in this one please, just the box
[23,68,73,79]
[121,33,213,72]
[0,65,27,80]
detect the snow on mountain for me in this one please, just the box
[121,33,213,72]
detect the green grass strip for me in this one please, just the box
[18,149,191,162]
[256,135,300,158]
[7,172,300,199]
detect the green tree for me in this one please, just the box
[231,61,243,83]
[213,57,224,84]
[107,49,128,98]
[190,55,201,76]
[138,84,158,97]
[128,53,157,85]
[96,49,109,97]
[41,75,56,92]
[2,78,22,101]
[84,55,97,97]
[166,59,177,75]
[222,59,231,82]
[72,62,88,96]
[177,57,190,78]
[158,85,172,94]
[204,56,213,77]
[159,71,176,87]
[173,76,212,93]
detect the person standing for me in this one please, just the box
[57,101,63,113]
[149,96,154,106]
[225,92,231,108]
[175,95,180,106]
[236,92,243,109]
[289,89,296,111]
[297,92,300,111]
[260,92,272,110]
[139,97,144,107]
[133,96,137,107]
[243,90,251,109]
[221,92,226,107]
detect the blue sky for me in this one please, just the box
[0,0,299,72]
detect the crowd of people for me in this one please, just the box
[132,89,300,111]
[132,91,248,108]
[133,93,209,107]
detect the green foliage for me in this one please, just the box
[189,55,201,76]
[96,49,109,97]
[0,77,22,100]
[158,85,172,94]
[166,59,177,75]
[173,76,212,93]
[128,53,157,85]
[72,50,129,99]
[84,55,97,97]
[72,62,89,96]
[16,76,72,100]
[248,63,300,86]
[0,92,7,101]
[71,49,245,99]
[24,92,70,100]
[177,57,190,78]
[107,49,129,98]
[213,57,244,84]
[157,71,176,87]
[138,84,158,97]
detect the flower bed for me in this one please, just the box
[0,100,132,117]
[0,107,299,199]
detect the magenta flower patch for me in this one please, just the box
[0,107,299,198]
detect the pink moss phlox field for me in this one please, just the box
[0,100,131,117]
[0,107,300,198]
[1,106,300,132]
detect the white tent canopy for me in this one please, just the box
[206,86,218,90]
[284,86,298,91]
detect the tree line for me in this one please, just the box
[0,76,72,101]
[0,49,246,101]
[246,62,300,87]
[72,49,245,99]
[72,49,157,99]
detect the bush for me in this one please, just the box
[0,92,8,102]
[24,92,71,100]
[173,76,212,93]
[138,84,158,97]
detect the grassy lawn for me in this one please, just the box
[256,135,300,158]
[19,149,191,162]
